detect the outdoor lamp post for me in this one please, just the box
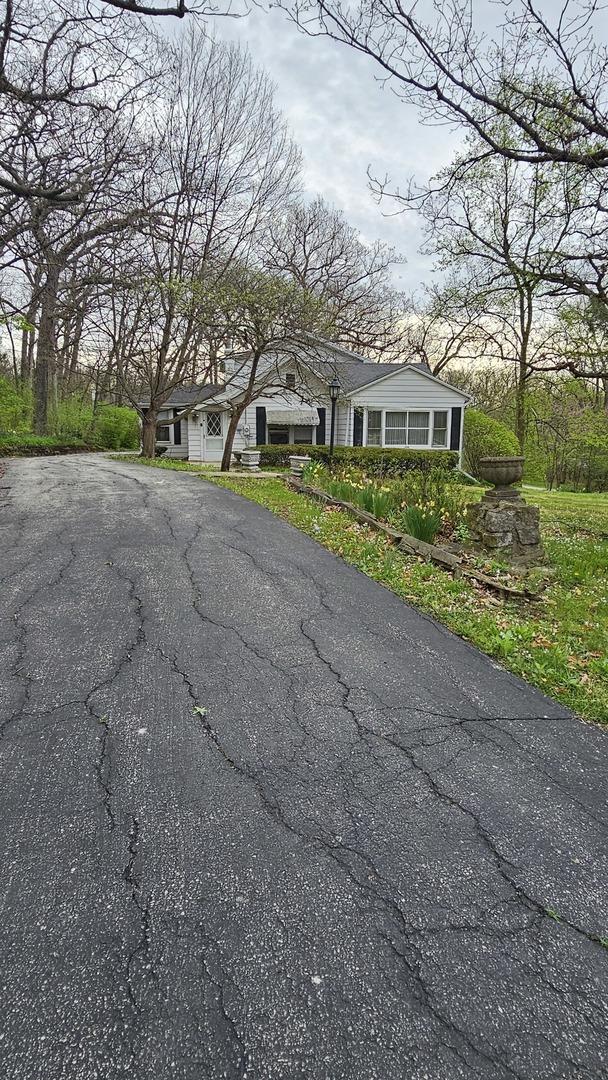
[328,376,341,464]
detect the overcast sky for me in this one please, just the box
[209,8,462,295]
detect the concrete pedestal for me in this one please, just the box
[467,496,544,566]
[241,450,261,472]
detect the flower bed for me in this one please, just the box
[301,461,466,543]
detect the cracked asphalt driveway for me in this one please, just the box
[0,453,607,1080]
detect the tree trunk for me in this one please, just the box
[20,325,34,383]
[33,261,59,435]
[141,411,158,458]
[514,356,527,452]
[220,408,243,472]
[514,287,533,453]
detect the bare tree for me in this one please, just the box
[0,2,156,209]
[3,79,153,432]
[408,142,570,446]
[91,30,301,458]
[403,285,485,376]
[286,0,608,305]
[264,196,407,357]
[190,266,333,470]
[539,298,608,405]
[288,1,608,168]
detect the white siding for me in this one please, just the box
[187,413,203,461]
[336,403,351,446]
[241,385,330,446]
[184,365,467,461]
[349,367,466,410]
[349,368,466,461]
[156,409,189,459]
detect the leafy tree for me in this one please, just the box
[463,408,520,478]
[0,374,30,433]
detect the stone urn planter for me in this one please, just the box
[241,449,261,472]
[468,456,543,565]
[289,453,311,477]
[478,456,524,501]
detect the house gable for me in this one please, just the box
[347,364,469,408]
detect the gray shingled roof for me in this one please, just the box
[138,384,220,408]
[332,360,409,392]
[138,354,453,407]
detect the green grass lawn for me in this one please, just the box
[112,455,216,473]
[121,456,608,725]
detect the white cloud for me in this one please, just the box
[209,8,461,291]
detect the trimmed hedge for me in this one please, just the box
[253,444,459,475]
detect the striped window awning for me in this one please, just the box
[266,407,320,426]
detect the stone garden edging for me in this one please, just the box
[289,477,537,601]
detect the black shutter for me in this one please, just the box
[173,409,182,446]
[353,408,364,446]
[450,407,462,451]
[256,406,266,446]
[317,407,326,445]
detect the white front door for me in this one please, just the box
[203,410,224,461]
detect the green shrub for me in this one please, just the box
[91,405,140,450]
[396,505,443,543]
[0,434,98,456]
[388,466,467,531]
[255,443,458,475]
[0,376,31,434]
[53,397,94,439]
[52,397,139,449]
[463,409,520,478]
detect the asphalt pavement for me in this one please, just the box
[0,453,606,1080]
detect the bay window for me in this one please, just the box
[363,408,451,448]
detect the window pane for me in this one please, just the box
[207,413,222,437]
[157,426,170,441]
[293,425,313,444]
[407,411,429,446]
[385,411,407,446]
[432,410,448,447]
[367,410,382,446]
[268,425,289,444]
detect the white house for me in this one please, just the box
[141,341,470,464]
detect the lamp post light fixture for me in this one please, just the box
[328,375,341,465]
